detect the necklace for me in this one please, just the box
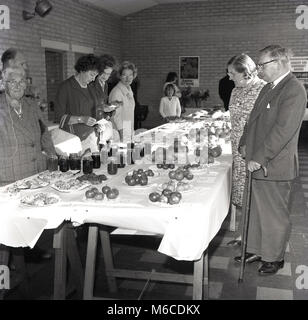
[13,107,23,118]
[8,98,23,118]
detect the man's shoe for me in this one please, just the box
[234,253,261,263]
[24,247,52,263]
[258,260,284,275]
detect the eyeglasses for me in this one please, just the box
[7,80,27,88]
[256,59,278,70]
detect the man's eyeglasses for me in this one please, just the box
[7,80,27,88]
[256,59,278,70]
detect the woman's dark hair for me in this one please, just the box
[165,72,178,83]
[98,54,117,74]
[164,83,175,96]
[74,54,100,73]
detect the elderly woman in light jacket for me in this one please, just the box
[108,61,137,142]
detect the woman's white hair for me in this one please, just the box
[2,66,26,83]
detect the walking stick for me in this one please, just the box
[238,165,267,283]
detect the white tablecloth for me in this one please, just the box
[0,117,232,261]
[0,155,231,261]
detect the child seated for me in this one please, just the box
[159,83,181,121]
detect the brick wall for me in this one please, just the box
[0,0,122,121]
[122,0,308,128]
[1,0,307,127]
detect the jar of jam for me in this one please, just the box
[47,155,58,172]
[69,153,81,170]
[82,156,93,174]
[107,157,118,175]
[91,152,101,169]
[59,155,69,172]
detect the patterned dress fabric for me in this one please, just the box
[229,78,265,207]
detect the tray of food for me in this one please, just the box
[50,179,91,192]
[77,173,107,185]
[37,171,74,183]
[157,180,194,193]
[5,178,49,195]
[20,192,61,207]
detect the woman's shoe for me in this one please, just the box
[227,239,242,247]
[234,253,261,263]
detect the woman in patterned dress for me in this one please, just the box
[227,54,266,245]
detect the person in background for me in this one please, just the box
[218,57,236,111]
[88,54,121,145]
[236,45,307,275]
[54,54,104,152]
[108,61,137,141]
[163,72,182,98]
[227,54,266,247]
[159,83,181,121]
[163,72,183,113]
[0,66,56,292]
[88,54,116,117]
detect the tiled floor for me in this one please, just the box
[3,124,308,300]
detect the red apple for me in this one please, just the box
[149,192,161,202]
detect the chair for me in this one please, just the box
[134,104,149,130]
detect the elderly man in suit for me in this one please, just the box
[235,45,307,275]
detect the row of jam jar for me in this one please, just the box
[48,142,151,175]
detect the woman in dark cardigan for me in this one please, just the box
[54,54,101,144]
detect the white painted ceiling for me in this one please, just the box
[81,0,206,16]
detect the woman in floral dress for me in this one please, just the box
[227,54,266,244]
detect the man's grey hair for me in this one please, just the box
[259,45,293,66]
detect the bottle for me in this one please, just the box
[82,156,93,174]
[117,148,126,168]
[100,145,108,165]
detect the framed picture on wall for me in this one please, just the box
[179,56,200,87]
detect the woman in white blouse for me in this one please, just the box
[159,83,181,120]
[109,61,137,141]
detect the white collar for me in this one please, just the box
[99,78,105,88]
[272,71,290,88]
